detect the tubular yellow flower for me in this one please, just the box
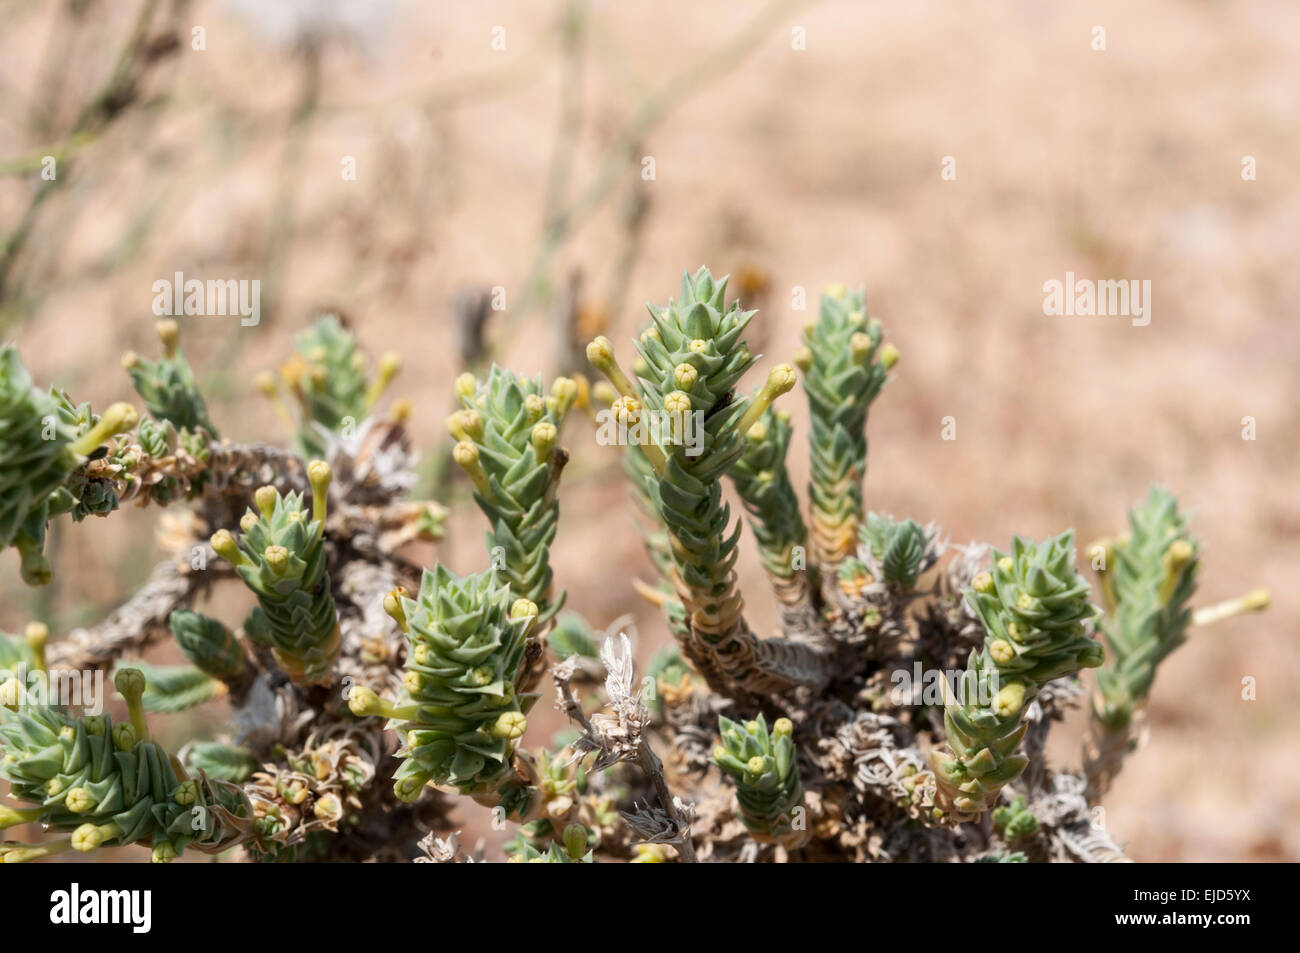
[586,336,639,399]
[452,441,494,498]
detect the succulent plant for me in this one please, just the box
[264,313,401,458]
[350,565,538,800]
[210,462,339,685]
[713,714,805,846]
[508,823,592,862]
[861,512,932,590]
[992,794,1039,842]
[929,531,1104,820]
[449,365,576,626]
[587,267,829,699]
[0,346,136,584]
[730,407,811,608]
[0,266,1269,867]
[797,285,896,575]
[0,670,244,863]
[1082,487,1267,798]
[168,609,246,680]
[1090,487,1198,732]
[121,319,216,437]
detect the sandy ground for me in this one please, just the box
[1,0,1297,861]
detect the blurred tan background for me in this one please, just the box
[1,0,1296,861]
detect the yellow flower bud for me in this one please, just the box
[210,529,242,565]
[264,545,290,575]
[493,711,527,740]
[114,667,146,700]
[112,723,136,751]
[531,421,557,458]
[994,681,1027,718]
[664,391,692,414]
[348,685,383,717]
[586,336,617,370]
[156,318,180,354]
[510,599,539,620]
[71,822,113,853]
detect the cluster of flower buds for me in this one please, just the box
[1,345,138,584]
[1090,487,1201,732]
[0,669,242,863]
[448,365,577,626]
[730,407,809,606]
[349,566,539,800]
[797,285,897,573]
[121,319,217,437]
[992,794,1039,842]
[588,268,822,697]
[713,713,806,847]
[259,313,401,458]
[210,461,339,685]
[930,531,1104,820]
